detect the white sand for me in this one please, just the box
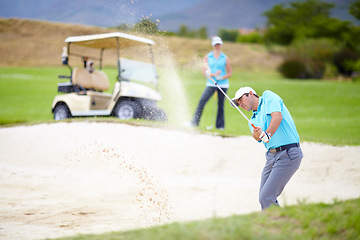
[0,122,359,239]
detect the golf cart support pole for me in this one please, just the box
[116,37,121,82]
[100,48,104,70]
[149,44,159,91]
[205,70,256,129]
[113,37,122,101]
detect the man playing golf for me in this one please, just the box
[231,87,303,210]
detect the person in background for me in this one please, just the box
[81,57,94,73]
[190,36,232,130]
[86,60,94,73]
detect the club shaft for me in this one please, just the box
[208,77,256,128]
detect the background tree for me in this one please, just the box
[264,0,360,79]
[347,0,360,80]
[198,26,208,39]
[179,24,188,37]
[114,23,132,31]
[350,0,360,20]
[218,28,239,42]
[262,0,353,45]
[134,18,158,34]
[177,25,207,39]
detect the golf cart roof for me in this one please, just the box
[65,32,155,49]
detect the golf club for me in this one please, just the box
[204,69,256,129]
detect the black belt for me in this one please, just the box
[269,143,299,153]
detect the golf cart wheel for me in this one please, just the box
[155,108,167,121]
[145,108,167,121]
[53,104,71,120]
[115,100,141,120]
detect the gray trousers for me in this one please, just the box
[259,146,303,209]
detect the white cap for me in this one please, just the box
[230,87,256,107]
[211,36,223,46]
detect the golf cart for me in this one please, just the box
[52,32,167,121]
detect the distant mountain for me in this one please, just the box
[1,0,358,35]
[158,0,282,35]
[158,0,359,35]
[0,0,206,27]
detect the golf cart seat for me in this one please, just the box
[72,67,109,91]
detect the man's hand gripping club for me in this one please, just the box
[252,126,271,143]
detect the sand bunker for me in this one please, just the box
[0,122,359,239]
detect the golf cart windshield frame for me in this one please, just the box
[64,32,156,83]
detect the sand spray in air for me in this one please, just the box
[63,1,196,225]
[100,0,193,125]
[153,37,192,125]
[65,142,172,227]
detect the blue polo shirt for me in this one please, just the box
[249,90,300,150]
[206,51,229,88]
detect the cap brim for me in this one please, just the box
[212,41,223,46]
[229,99,238,108]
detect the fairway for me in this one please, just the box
[0,67,359,146]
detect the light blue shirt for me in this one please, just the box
[249,90,300,150]
[206,51,229,88]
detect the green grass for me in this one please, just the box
[53,198,360,240]
[1,67,359,239]
[0,67,359,145]
[0,67,64,124]
[180,69,360,146]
